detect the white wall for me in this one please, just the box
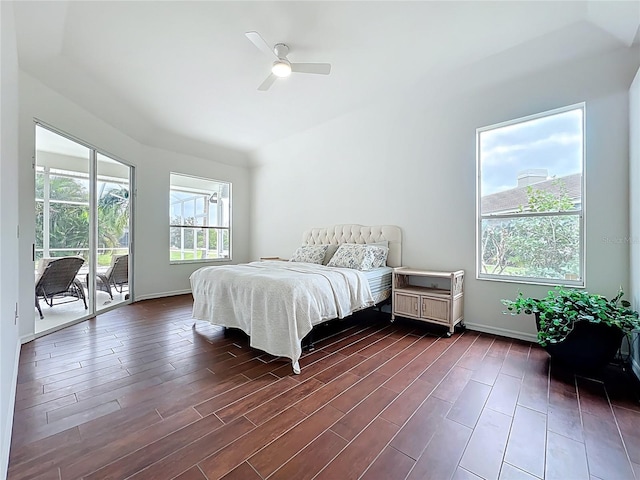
[18,72,252,339]
[251,47,640,340]
[630,67,640,376]
[0,2,21,477]
[135,146,251,299]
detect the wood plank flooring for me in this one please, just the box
[8,294,640,480]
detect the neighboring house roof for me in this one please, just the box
[482,173,582,214]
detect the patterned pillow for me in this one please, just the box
[327,244,380,271]
[369,245,389,268]
[289,245,329,264]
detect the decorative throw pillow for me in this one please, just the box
[368,245,389,268]
[289,245,329,264]
[327,243,378,271]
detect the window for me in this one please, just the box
[477,104,584,285]
[170,173,231,263]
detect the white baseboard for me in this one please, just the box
[1,338,21,480]
[464,322,538,343]
[23,316,90,343]
[135,289,191,302]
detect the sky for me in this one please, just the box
[480,107,583,196]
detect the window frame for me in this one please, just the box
[476,103,586,287]
[169,172,232,264]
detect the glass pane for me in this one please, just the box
[35,171,44,199]
[97,153,130,312]
[195,196,204,214]
[480,107,583,215]
[35,125,91,330]
[480,216,580,281]
[170,226,196,261]
[195,230,205,259]
[209,202,230,228]
[49,203,90,254]
[35,200,43,250]
[219,229,230,259]
[48,174,89,202]
[170,202,182,224]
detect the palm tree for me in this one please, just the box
[36,175,129,261]
[98,186,129,252]
[35,174,90,258]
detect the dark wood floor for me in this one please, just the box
[8,295,640,480]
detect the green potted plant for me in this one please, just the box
[502,287,640,370]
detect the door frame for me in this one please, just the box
[34,120,135,331]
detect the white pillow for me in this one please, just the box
[289,245,328,264]
[322,244,340,265]
[369,240,389,248]
[327,244,380,271]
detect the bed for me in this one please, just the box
[190,224,402,373]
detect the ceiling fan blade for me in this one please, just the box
[290,63,331,75]
[245,31,276,58]
[258,73,277,91]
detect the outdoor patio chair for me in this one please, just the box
[35,256,88,319]
[95,254,128,300]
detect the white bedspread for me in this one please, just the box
[190,261,374,374]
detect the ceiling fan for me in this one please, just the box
[245,31,331,91]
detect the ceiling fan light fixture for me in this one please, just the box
[272,60,292,78]
[245,32,330,91]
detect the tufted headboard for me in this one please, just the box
[302,224,402,268]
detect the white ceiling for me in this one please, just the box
[12,1,640,166]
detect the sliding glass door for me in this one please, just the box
[96,153,131,312]
[35,124,133,332]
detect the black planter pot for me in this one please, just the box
[535,314,624,371]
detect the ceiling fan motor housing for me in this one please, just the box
[273,43,290,59]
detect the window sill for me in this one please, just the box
[476,274,585,288]
[170,258,231,265]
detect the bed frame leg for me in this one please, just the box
[303,330,315,351]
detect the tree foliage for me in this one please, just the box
[98,186,130,251]
[36,174,129,260]
[481,179,580,279]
